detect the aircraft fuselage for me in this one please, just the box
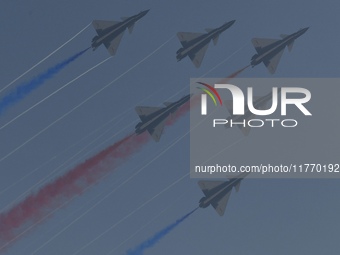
[176,21,235,61]
[91,10,148,50]
[135,95,191,135]
[251,28,308,67]
[199,173,248,208]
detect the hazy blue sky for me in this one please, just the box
[0,0,339,254]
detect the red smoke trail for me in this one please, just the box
[0,65,248,251]
[0,132,150,250]
[219,64,250,83]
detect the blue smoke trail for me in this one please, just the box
[0,47,89,115]
[126,207,198,255]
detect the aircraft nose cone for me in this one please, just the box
[224,20,236,27]
[141,9,150,16]
[301,27,309,33]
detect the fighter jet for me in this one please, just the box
[135,94,191,142]
[251,27,309,74]
[91,10,149,55]
[225,88,281,136]
[198,172,249,216]
[176,20,236,68]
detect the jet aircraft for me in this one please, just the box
[135,94,191,142]
[176,20,236,68]
[251,27,309,74]
[91,10,149,55]
[198,172,249,216]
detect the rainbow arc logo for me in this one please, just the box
[196,82,222,115]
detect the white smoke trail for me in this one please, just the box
[0,36,175,163]
[0,23,91,94]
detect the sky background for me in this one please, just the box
[0,0,339,254]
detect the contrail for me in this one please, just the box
[0,23,91,94]
[0,56,111,131]
[50,50,244,247]
[27,91,195,254]
[6,129,150,253]
[0,133,150,250]
[115,140,245,255]
[0,83,161,205]
[71,174,190,255]
[126,208,198,255]
[34,97,204,255]
[1,112,135,214]
[30,138,181,255]
[69,104,213,255]
[31,50,246,253]
[0,122,115,213]
[69,102,244,255]
[106,195,185,255]
[122,137,245,255]
[197,42,249,81]
[0,83,165,226]
[69,59,249,253]
[0,123,188,254]
[29,99,236,254]
[0,48,89,116]
[0,44,243,250]
[0,36,174,163]
[29,107,193,255]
